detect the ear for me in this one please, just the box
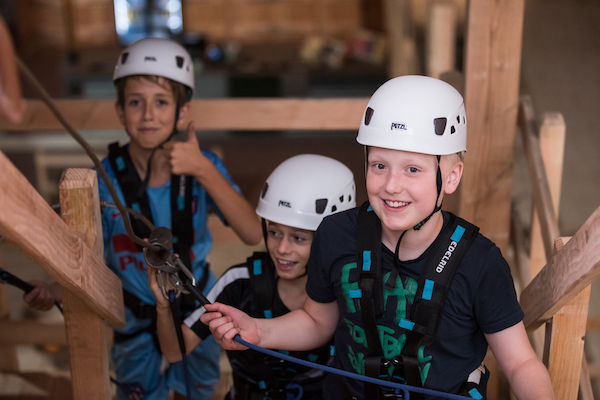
[115,102,126,127]
[443,158,463,195]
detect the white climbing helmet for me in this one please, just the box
[256,154,356,231]
[113,38,194,98]
[357,75,466,155]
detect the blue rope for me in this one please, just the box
[234,336,472,400]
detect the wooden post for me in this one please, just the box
[459,0,525,252]
[527,112,566,356]
[529,112,566,278]
[426,0,457,78]
[0,285,19,372]
[59,168,112,400]
[544,238,590,400]
[384,0,420,77]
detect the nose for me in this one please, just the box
[277,237,292,254]
[384,171,403,194]
[143,103,153,121]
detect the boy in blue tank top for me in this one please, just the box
[199,76,553,399]
[26,38,262,400]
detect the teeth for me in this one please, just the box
[385,200,409,208]
[278,259,294,265]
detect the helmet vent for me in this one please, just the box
[456,115,460,124]
[451,126,456,134]
[176,56,184,68]
[339,196,344,202]
[315,199,328,214]
[261,183,269,199]
[144,56,157,62]
[331,205,337,212]
[434,118,447,135]
[120,52,129,64]
[364,107,374,126]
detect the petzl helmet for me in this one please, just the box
[357,75,466,155]
[113,38,194,99]
[256,154,356,231]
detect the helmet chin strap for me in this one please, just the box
[391,155,443,271]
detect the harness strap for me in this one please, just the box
[107,142,194,269]
[247,252,276,319]
[356,201,480,398]
[356,202,385,398]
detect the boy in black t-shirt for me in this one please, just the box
[201,76,553,399]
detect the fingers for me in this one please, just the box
[23,286,54,311]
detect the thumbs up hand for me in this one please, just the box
[164,121,209,176]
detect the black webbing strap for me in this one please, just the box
[399,213,479,396]
[356,202,385,399]
[107,142,194,268]
[247,252,276,319]
[356,202,480,399]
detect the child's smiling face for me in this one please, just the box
[116,76,180,150]
[366,147,446,239]
[266,221,314,281]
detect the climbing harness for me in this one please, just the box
[355,201,482,399]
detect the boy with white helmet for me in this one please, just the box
[106,37,261,400]
[149,154,356,399]
[200,76,553,399]
[26,38,262,400]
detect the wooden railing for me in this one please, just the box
[0,152,125,399]
[513,95,600,400]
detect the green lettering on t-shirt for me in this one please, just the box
[341,262,359,313]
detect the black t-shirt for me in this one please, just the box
[185,253,330,397]
[306,208,523,399]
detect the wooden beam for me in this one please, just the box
[459,0,525,252]
[519,97,561,260]
[520,205,600,330]
[545,238,590,400]
[59,168,112,400]
[579,357,595,400]
[0,152,124,327]
[587,316,600,331]
[0,321,66,345]
[0,98,368,132]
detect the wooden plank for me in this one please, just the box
[0,98,369,132]
[526,111,565,357]
[0,286,19,372]
[579,357,595,400]
[519,97,561,260]
[458,0,524,252]
[587,316,600,331]
[0,15,25,124]
[0,152,124,327]
[545,237,590,400]
[59,167,112,400]
[520,205,600,330]
[528,112,565,277]
[0,321,66,345]
[426,0,457,78]
[384,0,419,77]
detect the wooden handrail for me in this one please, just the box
[520,204,600,330]
[0,98,368,132]
[0,151,125,327]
